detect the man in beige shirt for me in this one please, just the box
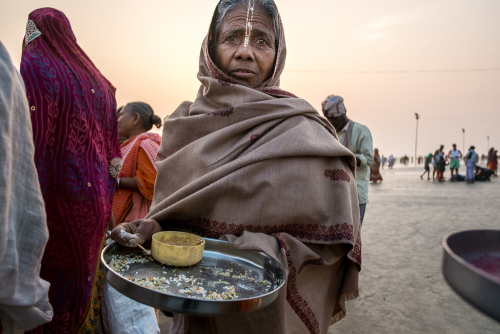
[322,95,374,225]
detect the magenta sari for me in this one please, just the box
[21,8,121,333]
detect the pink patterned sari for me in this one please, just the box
[21,8,121,333]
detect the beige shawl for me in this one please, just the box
[148,4,361,333]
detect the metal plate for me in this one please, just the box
[101,239,286,316]
[442,229,500,322]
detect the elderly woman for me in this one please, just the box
[21,8,121,333]
[112,1,361,333]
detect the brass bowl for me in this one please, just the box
[151,231,205,267]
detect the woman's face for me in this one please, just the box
[213,4,276,88]
[117,106,139,139]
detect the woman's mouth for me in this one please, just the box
[230,68,256,79]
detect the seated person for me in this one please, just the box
[475,166,494,181]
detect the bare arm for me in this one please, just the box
[119,177,139,192]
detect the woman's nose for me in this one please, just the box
[234,40,255,60]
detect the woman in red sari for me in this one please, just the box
[370,148,383,183]
[112,102,162,225]
[21,8,121,333]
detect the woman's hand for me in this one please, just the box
[111,218,162,247]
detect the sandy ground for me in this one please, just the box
[158,166,500,333]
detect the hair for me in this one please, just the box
[210,0,281,52]
[124,102,162,130]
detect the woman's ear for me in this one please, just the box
[133,113,141,126]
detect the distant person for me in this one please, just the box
[431,150,439,180]
[438,145,445,161]
[421,153,433,180]
[437,153,447,182]
[487,147,494,169]
[475,166,494,181]
[389,155,395,168]
[491,150,498,176]
[447,144,462,178]
[465,146,479,183]
[381,155,387,168]
[451,166,493,182]
[489,150,498,177]
[435,145,447,181]
[21,8,121,332]
[370,148,383,183]
[0,42,53,333]
[323,95,373,225]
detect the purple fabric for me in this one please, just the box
[20,8,121,333]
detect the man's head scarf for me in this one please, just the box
[322,95,346,118]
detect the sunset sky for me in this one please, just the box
[1,0,499,157]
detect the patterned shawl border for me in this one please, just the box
[273,233,320,334]
[166,219,361,266]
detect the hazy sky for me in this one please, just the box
[1,0,499,157]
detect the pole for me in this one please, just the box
[415,113,419,166]
[462,128,465,153]
[487,135,489,152]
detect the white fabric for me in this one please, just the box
[450,149,460,159]
[0,42,53,332]
[466,150,478,167]
[465,150,478,181]
[102,280,160,334]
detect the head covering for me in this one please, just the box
[148,1,361,330]
[20,8,121,333]
[322,95,346,118]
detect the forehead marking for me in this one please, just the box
[244,0,255,48]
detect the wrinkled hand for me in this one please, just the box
[111,219,162,247]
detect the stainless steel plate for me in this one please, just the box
[442,229,500,322]
[102,239,286,316]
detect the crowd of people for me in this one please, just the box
[0,2,366,334]
[420,144,497,183]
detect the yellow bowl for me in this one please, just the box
[151,231,205,267]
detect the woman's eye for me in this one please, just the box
[226,36,237,42]
[256,39,268,45]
